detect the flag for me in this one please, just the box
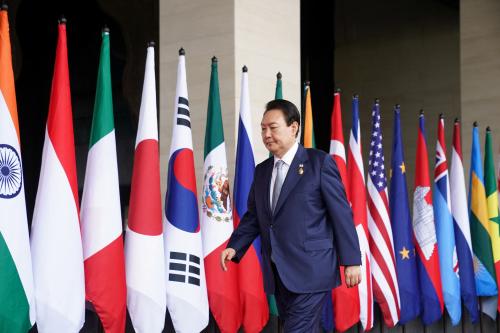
[389,105,420,324]
[164,48,209,332]
[201,57,241,333]
[450,119,478,322]
[234,66,269,333]
[302,83,315,148]
[124,44,166,332]
[30,19,85,332]
[433,115,461,325]
[0,7,35,332]
[275,72,282,99]
[469,123,497,296]
[367,101,400,327]
[347,95,373,330]
[481,126,500,318]
[80,28,126,333]
[413,112,443,325]
[267,71,281,316]
[329,91,360,332]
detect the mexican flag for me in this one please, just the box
[201,57,241,333]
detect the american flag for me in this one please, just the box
[367,101,400,327]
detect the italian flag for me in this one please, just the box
[0,7,35,332]
[80,29,126,333]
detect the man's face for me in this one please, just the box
[261,109,298,158]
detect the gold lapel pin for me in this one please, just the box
[298,163,304,175]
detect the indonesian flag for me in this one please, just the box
[164,49,209,333]
[30,20,85,333]
[125,44,166,332]
[201,57,241,333]
[0,7,35,332]
[347,95,373,331]
[330,91,360,332]
[80,29,127,332]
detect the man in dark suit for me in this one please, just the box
[221,99,361,332]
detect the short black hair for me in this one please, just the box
[264,99,301,128]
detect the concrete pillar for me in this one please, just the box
[461,0,500,175]
[160,0,300,194]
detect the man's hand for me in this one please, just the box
[344,265,362,288]
[220,248,236,271]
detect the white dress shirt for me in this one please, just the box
[269,142,299,206]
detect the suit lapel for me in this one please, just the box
[262,157,274,217]
[273,145,308,216]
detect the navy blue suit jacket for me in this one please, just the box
[228,145,361,294]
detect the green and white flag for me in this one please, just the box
[201,57,241,333]
[80,29,127,332]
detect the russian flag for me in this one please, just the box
[233,66,269,332]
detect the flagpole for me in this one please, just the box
[301,80,310,144]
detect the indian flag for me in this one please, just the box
[302,82,315,148]
[0,7,35,332]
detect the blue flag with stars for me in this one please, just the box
[389,106,421,324]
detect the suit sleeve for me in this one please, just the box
[320,155,361,266]
[227,180,260,263]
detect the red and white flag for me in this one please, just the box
[125,44,166,332]
[366,101,400,327]
[30,20,85,333]
[330,91,361,332]
[347,95,374,331]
